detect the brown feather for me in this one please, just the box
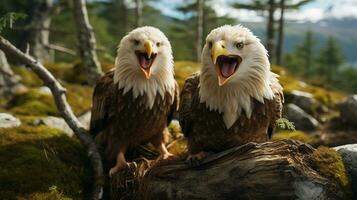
[179,73,284,154]
[90,70,179,164]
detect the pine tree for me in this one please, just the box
[318,37,343,82]
[297,30,315,76]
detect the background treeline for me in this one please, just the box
[1,0,356,92]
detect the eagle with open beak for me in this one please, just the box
[179,25,284,163]
[90,26,179,176]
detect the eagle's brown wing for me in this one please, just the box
[179,73,200,137]
[267,76,284,138]
[167,81,180,125]
[90,70,117,137]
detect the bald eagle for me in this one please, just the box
[90,26,179,176]
[179,25,284,162]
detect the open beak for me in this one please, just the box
[136,40,156,79]
[211,40,242,86]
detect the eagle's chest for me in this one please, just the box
[114,89,172,140]
[191,101,270,152]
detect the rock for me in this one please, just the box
[37,86,52,95]
[288,90,317,114]
[334,144,357,198]
[0,113,21,128]
[283,103,319,131]
[339,95,357,127]
[37,116,73,136]
[78,111,91,130]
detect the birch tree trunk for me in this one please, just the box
[196,0,204,62]
[26,0,54,63]
[135,0,143,27]
[266,0,276,63]
[72,0,103,85]
[276,0,285,66]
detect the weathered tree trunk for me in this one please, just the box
[72,0,103,85]
[26,0,54,63]
[276,0,285,66]
[110,140,348,200]
[135,0,143,27]
[267,0,276,63]
[0,50,21,97]
[196,0,204,62]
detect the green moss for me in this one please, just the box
[7,84,92,117]
[44,63,74,80]
[0,123,90,199]
[13,66,43,87]
[8,89,58,116]
[65,84,93,115]
[273,65,345,106]
[273,130,316,144]
[309,146,350,192]
[174,61,200,89]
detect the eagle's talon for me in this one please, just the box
[109,162,127,178]
[160,152,176,160]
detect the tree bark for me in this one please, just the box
[276,0,285,66]
[267,0,276,63]
[0,36,104,200]
[72,0,103,85]
[110,140,347,200]
[0,50,21,97]
[135,0,143,27]
[26,0,54,63]
[196,0,204,62]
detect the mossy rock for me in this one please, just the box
[0,122,91,199]
[272,65,345,107]
[308,146,352,197]
[8,89,58,116]
[7,85,92,117]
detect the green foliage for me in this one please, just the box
[318,37,344,82]
[284,30,356,93]
[0,123,90,199]
[276,118,295,131]
[0,12,26,32]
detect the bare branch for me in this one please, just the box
[0,35,104,200]
[45,43,76,56]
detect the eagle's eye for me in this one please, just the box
[156,42,161,47]
[208,41,213,49]
[133,39,140,45]
[236,42,244,49]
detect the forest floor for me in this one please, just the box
[0,61,354,199]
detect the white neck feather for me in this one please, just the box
[199,64,277,129]
[113,58,175,109]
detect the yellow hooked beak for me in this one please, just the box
[140,40,154,79]
[144,40,153,59]
[211,40,231,86]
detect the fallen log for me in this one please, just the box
[111,140,350,200]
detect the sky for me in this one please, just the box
[155,0,357,23]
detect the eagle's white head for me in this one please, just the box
[199,24,277,128]
[114,26,175,109]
